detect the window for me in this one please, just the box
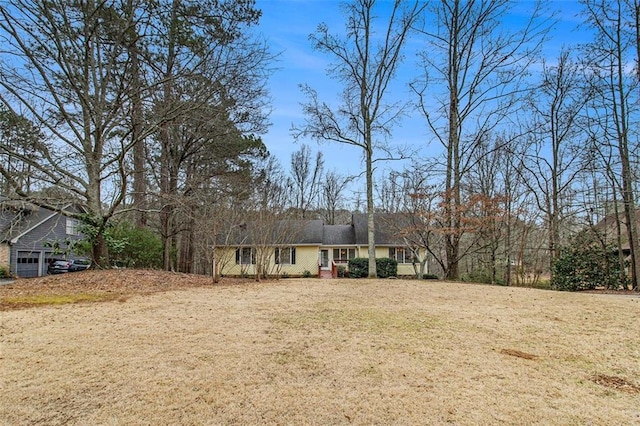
[235,247,255,265]
[333,248,355,262]
[389,247,414,264]
[275,247,296,265]
[66,218,81,236]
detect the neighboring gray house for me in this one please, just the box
[0,200,85,278]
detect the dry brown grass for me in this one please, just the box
[1,271,639,425]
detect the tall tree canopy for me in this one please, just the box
[0,0,272,268]
[294,0,424,277]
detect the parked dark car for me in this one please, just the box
[47,258,92,274]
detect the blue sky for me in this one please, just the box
[254,0,590,192]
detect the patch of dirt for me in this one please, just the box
[592,374,640,394]
[0,269,253,310]
[500,348,538,360]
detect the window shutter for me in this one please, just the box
[291,247,296,264]
[275,248,280,264]
[235,248,240,264]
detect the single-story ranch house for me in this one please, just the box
[215,213,426,278]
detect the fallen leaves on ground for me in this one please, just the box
[0,269,252,310]
[592,374,640,394]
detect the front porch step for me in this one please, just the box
[319,270,333,279]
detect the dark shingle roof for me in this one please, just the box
[220,219,324,246]
[0,202,54,243]
[220,214,414,246]
[352,213,411,245]
[323,225,355,245]
[295,220,324,244]
[593,208,640,248]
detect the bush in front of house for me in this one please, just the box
[551,231,628,291]
[348,258,369,278]
[0,265,10,278]
[376,257,397,278]
[337,265,348,278]
[347,257,398,278]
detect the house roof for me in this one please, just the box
[0,202,57,243]
[221,214,411,247]
[220,219,325,246]
[0,199,87,244]
[293,220,324,244]
[352,213,410,246]
[323,225,355,245]
[593,207,640,247]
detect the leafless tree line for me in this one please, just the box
[297,0,638,289]
[1,0,638,289]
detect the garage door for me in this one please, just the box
[16,251,40,278]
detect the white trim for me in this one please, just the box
[9,203,75,244]
[10,211,58,244]
[319,249,331,270]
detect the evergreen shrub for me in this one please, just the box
[110,222,163,269]
[376,257,398,278]
[347,257,398,278]
[551,231,628,291]
[348,258,368,278]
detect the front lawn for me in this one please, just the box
[1,271,638,424]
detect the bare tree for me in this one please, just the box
[463,136,512,285]
[293,0,424,278]
[320,170,353,225]
[0,107,43,195]
[0,0,145,265]
[243,157,297,281]
[582,0,640,290]
[499,139,533,286]
[378,170,411,214]
[377,166,444,278]
[290,144,324,219]
[411,0,549,279]
[518,50,590,277]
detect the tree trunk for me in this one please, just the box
[131,46,146,228]
[504,182,513,287]
[620,155,639,290]
[178,211,195,273]
[444,0,461,281]
[614,8,639,290]
[366,145,377,278]
[91,224,109,268]
[159,0,179,271]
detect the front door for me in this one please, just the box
[320,249,330,270]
